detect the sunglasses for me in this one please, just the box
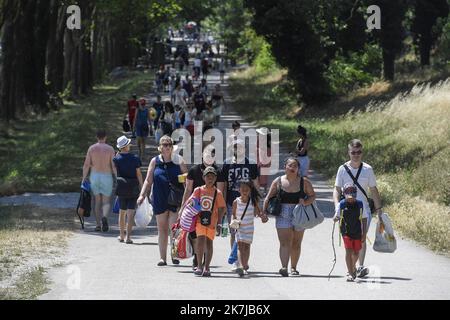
[350,150,362,155]
[161,143,173,148]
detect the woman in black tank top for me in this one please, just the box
[263,157,316,277]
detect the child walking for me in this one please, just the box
[334,183,367,282]
[193,166,226,277]
[231,180,269,277]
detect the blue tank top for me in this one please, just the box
[136,108,148,127]
[152,155,182,215]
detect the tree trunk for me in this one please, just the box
[382,50,396,81]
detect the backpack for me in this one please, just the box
[76,188,91,229]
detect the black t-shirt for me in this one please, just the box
[187,163,225,190]
[221,157,259,205]
[339,199,364,239]
[113,153,142,179]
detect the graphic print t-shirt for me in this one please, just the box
[221,157,259,205]
[193,186,226,229]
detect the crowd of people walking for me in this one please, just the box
[79,36,383,282]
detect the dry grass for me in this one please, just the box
[0,206,76,299]
[230,66,450,255]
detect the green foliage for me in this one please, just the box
[253,41,277,73]
[435,17,450,64]
[325,44,382,95]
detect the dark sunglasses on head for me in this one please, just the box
[161,143,172,147]
[350,150,362,155]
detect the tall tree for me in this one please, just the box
[412,0,449,66]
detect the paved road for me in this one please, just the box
[38,65,450,300]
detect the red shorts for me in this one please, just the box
[343,236,362,252]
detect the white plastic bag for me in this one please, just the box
[373,212,397,253]
[135,197,153,228]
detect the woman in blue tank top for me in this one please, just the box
[134,99,152,160]
[137,136,188,266]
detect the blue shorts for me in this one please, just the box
[275,204,305,231]
[90,171,113,196]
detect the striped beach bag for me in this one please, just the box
[180,196,201,232]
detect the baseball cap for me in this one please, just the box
[203,166,217,177]
[343,183,357,198]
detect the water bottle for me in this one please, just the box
[221,216,229,237]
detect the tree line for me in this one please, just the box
[0,0,217,122]
[243,0,449,104]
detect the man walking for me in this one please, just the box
[82,129,117,232]
[333,139,383,278]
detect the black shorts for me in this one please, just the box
[119,197,137,211]
[189,230,197,240]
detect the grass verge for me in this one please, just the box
[0,71,153,196]
[229,66,450,255]
[0,205,76,300]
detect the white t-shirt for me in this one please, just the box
[173,89,188,108]
[335,161,377,219]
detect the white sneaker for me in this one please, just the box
[231,262,241,272]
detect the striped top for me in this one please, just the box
[235,197,255,244]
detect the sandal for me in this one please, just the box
[172,258,180,265]
[157,260,167,266]
[279,268,289,277]
[202,269,211,277]
[117,236,124,243]
[194,268,203,276]
[125,239,133,244]
[291,268,300,276]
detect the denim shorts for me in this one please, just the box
[90,171,113,196]
[298,156,310,177]
[275,204,305,231]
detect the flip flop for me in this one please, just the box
[118,237,124,243]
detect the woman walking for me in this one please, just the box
[134,98,152,161]
[296,125,310,177]
[114,136,144,244]
[211,84,226,126]
[263,157,316,277]
[137,136,188,266]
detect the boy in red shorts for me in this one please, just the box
[334,183,367,282]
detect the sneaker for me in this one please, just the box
[357,266,369,278]
[346,273,355,282]
[243,270,249,276]
[236,267,244,277]
[101,217,109,232]
[194,268,203,276]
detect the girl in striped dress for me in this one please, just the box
[231,180,268,276]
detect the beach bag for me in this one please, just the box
[123,119,131,132]
[180,196,201,232]
[373,213,397,253]
[76,182,91,218]
[199,189,217,226]
[292,202,324,230]
[171,222,194,259]
[134,196,153,228]
[266,177,282,216]
[228,240,238,265]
